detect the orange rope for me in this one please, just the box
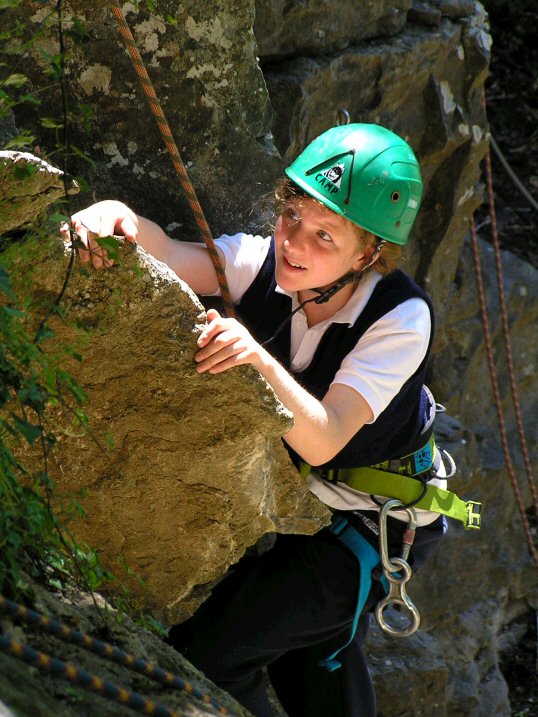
[469,88,538,569]
[469,219,538,571]
[108,1,235,317]
[482,130,538,519]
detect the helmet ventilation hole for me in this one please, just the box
[391,191,400,203]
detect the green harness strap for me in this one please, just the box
[298,462,482,530]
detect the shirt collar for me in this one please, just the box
[274,270,383,327]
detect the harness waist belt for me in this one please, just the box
[299,462,481,530]
[371,434,435,477]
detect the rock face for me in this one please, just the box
[1,1,537,716]
[0,583,252,717]
[0,152,77,234]
[2,230,328,624]
[254,1,412,58]
[1,0,281,239]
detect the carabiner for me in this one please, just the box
[374,499,421,637]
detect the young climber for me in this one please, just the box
[65,124,458,717]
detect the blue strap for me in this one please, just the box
[320,515,382,672]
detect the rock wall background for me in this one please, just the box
[1,1,537,716]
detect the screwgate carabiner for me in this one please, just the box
[374,499,421,638]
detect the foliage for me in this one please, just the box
[0,1,141,617]
[0,252,111,598]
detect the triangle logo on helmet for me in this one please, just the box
[322,162,345,190]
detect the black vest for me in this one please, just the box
[237,239,434,469]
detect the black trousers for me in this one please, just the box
[167,512,444,717]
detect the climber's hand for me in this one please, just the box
[195,308,266,374]
[60,200,138,269]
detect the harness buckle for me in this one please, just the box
[319,467,339,484]
[465,501,482,530]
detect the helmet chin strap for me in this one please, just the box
[261,240,386,348]
[311,239,386,305]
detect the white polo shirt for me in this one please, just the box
[214,233,446,524]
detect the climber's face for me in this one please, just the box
[274,197,369,297]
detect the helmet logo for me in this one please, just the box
[322,163,345,189]
[310,162,346,197]
[369,171,389,187]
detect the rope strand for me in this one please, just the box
[469,218,538,570]
[481,88,538,523]
[0,595,232,716]
[482,133,538,522]
[108,1,235,317]
[0,635,189,717]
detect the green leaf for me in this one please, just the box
[1,73,28,88]
[40,117,63,129]
[35,325,54,341]
[3,132,36,150]
[12,163,37,180]
[17,383,46,413]
[65,17,90,43]
[104,432,115,450]
[95,235,121,260]
[18,93,41,106]
[0,0,22,8]
[2,306,25,318]
[70,144,95,168]
[0,266,13,298]
[48,212,71,225]
[11,415,42,445]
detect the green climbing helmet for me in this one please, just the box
[285,123,423,245]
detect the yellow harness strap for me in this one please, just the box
[298,461,481,530]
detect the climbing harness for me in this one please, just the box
[300,430,480,649]
[374,500,420,638]
[298,435,482,531]
[321,501,421,669]
[469,87,538,570]
[0,595,233,716]
[108,1,234,318]
[321,514,383,670]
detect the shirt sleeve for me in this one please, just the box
[212,233,271,303]
[331,298,431,421]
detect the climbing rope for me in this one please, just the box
[482,126,538,522]
[470,219,538,571]
[0,595,232,716]
[108,1,235,318]
[0,634,190,717]
[470,87,538,570]
[489,134,538,213]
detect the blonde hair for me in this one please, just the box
[273,178,402,276]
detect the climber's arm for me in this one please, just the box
[195,309,373,466]
[63,200,221,295]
